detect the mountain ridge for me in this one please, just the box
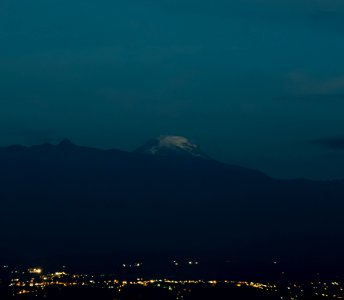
[0,139,343,263]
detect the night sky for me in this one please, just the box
[1,0,344,179]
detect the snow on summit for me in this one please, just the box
[158,136,196,151]
[135,135,210,159]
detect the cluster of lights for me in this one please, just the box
[122,262,143,268]
[235,281,278,291]
[172,260,199,266]
[2,265,343,299]
[28,268,42,274]
[281,281,344,299]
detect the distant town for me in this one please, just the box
[0,262,343,300]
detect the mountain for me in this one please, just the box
[0,139,343,268]
[135,135,210,159]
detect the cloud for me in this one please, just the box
[280,94,344,103]
[312,136,344,150]
[287,72,344,95]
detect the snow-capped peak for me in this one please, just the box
[135,135,209,159]
[157,136,196,151]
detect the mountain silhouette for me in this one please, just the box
[0,139,343,267]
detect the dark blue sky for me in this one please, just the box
[1,0,344,179]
